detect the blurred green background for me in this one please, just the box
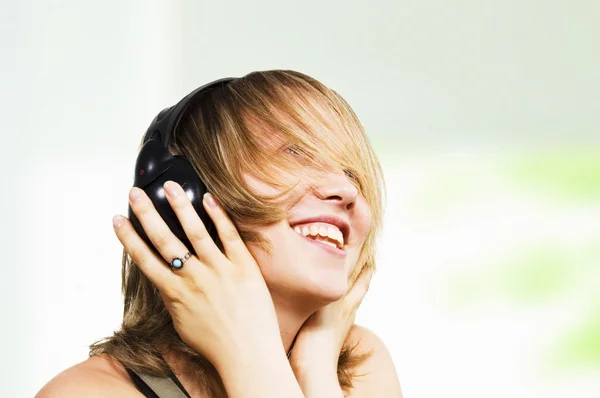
[373,148,600,397]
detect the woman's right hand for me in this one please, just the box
[112,181,283,372]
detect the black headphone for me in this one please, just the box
[128,77,236,256]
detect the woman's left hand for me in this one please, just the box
[289,266,374,395]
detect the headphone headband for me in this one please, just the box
[144,77,236,147]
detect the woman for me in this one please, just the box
[37,70,402,397]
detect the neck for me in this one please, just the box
[271,291,321,354]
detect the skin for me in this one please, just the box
[36,159,402,397]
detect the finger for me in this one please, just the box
[128,187,201,278]
[163,181,224,266]
[113,215,178,293]
[202,192,256,266]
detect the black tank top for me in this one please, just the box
[125,367,192,398]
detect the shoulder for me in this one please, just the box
[36,354,142,398]
[346,324,403,398]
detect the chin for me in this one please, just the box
[296,268,349,304]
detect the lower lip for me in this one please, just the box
[296,233,347,258]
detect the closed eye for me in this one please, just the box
[284,147,300,156]
[344,169,362,189]
[285,146,361,187]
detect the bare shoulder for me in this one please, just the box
[346,324,403,398]
[36,354,142,398]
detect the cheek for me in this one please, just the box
[354,197,373,241]
[245,224,289,275]
[346,199,372,271]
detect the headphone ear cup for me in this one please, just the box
[128,139,218,257]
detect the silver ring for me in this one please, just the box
[170,252,192,270]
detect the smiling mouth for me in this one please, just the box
[292,223,344,248]
[291,226,347,258]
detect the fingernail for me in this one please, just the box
[129,188,141,202]
[164,181,180,197]
[113,215,124,230]
[203,192,217,208]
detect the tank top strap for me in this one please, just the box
[125,367,191,398]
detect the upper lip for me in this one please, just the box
[289,215,351,246]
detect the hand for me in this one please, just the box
[290,266,374,396]
[112,181,283,372]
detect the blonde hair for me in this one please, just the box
[90,70,385,395]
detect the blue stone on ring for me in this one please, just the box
[171,258,184,269]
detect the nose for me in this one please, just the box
[312,171,359,210]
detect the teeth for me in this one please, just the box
[319,226,327,237]
[310,224,318,236]
[292,222,345,248]
[326,226,338,241]
[319,240,338,249]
